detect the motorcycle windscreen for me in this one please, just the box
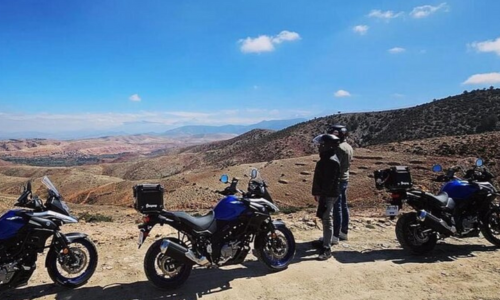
[214,195,247,221]
[0,210,27,240]
[440,180,479,201]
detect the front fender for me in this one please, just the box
[63,232,88,243]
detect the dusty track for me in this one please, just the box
[2,205,500,300]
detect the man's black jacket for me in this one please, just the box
[312,149,341,198]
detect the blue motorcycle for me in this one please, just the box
[375,159,500,254]
[134,168,296,289]
[0,176,98,291]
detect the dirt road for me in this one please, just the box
[2,206,500,300]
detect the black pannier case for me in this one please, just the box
[374,166,413,191]
[133,184,164,214]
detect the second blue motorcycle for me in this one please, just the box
[375,159,500,254]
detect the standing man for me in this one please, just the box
[311,133,341,260]
[328,125,354,241]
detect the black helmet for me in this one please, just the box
[328,124,348,140]
[313,134,340,153]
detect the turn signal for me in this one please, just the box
[143,216,151,223]
[62,248,69,254]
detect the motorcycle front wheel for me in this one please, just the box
[396,212,437,255]
[481,206,500,247]
[144,238,192,290]
[255,225,296,271]
[46,237,98,288]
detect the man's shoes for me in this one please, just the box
[317,247,332,261]
[339,232,348,241]
[331,236,339,245]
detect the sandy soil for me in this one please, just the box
[2,205,500,300]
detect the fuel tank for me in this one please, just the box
[0,210,27,240]
[440,180,479,202]
[213,195,247,221]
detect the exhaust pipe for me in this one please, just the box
[160,239,210,266]
[417,210,456,236]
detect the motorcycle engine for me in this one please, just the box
[219,241,241,264]
[0,261,19,284]
[461,215,478,234]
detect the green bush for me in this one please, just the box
[78,212,113,223]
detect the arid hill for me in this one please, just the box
[2,131,498,213]
[164,89,500,168]
[0,134,234,167]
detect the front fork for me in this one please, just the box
[50,232,81,265]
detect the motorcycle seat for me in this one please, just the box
[163,211,215,232]
[424,192,455,210]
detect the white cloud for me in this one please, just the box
[410,3,448,19]
[129,94,141,102]
[272,30,301,44]
[388,47,406,54]
[353,25,369,35]
[392,93,406,98]
[368,9,404,20]
[334,90,351,98]
[469,37,500,56]
[463,72,500,85]
[239,30,300,53]
[239,35,275,53]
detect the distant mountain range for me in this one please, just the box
[0,118,308,140]
[160,118,308,136]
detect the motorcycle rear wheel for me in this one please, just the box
[481,206,500,247]
[396,212,437,255]
[144,238,192,290]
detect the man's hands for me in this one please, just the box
[314,195,320,202]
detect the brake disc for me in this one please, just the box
[60,247,87,274]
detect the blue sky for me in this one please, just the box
[1,0,500,135]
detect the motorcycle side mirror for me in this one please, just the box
[476,158,484,167]
[220,174,229,184]
[250,168,258,179]
[432,164,443,172]
[27,181,32,192]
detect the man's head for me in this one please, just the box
[327,124,348,141]
[313,134,340,153]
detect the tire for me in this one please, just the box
[255,224,296,271]
[395,212,437,255]
[46,237,98,288]
[144,238,192,290]
[481,206,500,247]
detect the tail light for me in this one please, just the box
[391,192,401,199]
